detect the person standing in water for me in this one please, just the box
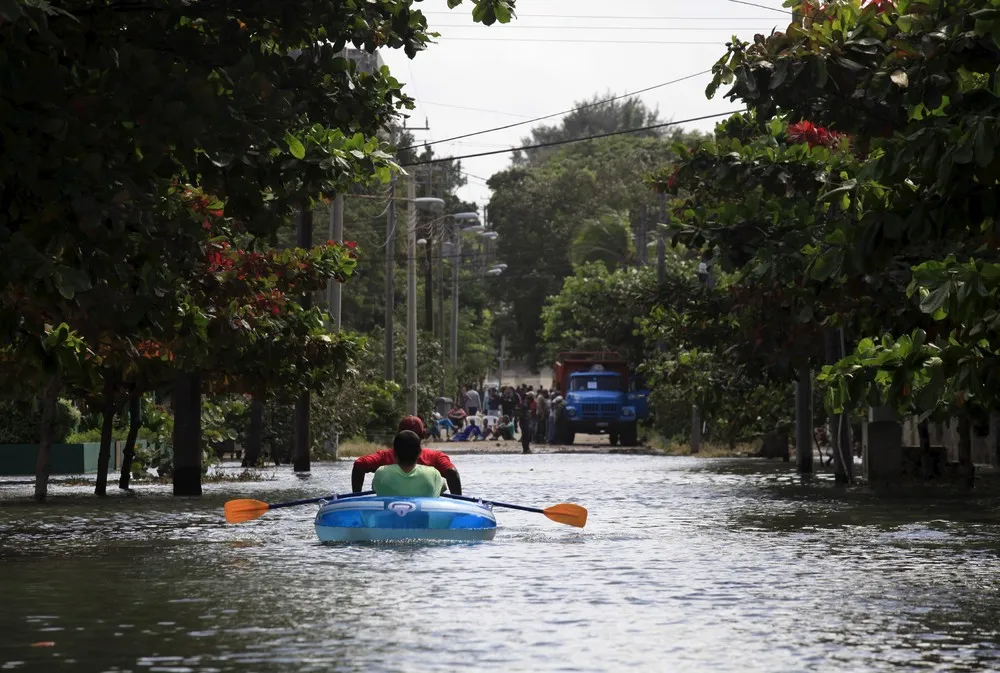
[372,431,446,497]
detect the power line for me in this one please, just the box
[435,37,726,44]
[401,69,711,151]
[400,110,745,167]
[421,101,533,118]
[424,12,782,20]
[727,0,793,14]
[432,24,777,31]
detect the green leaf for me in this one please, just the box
[890,69,909,88]
[975,122,995,168]
[284,132,306,160]
[919,283,951,316]
[53,267,93,300]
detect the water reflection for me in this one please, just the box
[3,455,1000,671]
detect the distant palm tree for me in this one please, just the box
[569,210,634,270]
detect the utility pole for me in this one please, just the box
[386,121,430,389]
[384,180,395,381]
[327,194,344,329]
[292,202,313,472]
[451,228,460,370]
[499,335,507,387]
[424,165,435,333]
[406,176,418,416]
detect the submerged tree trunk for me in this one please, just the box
[95,376,118,497]
[292,393,311,472]
[119,388,142,490]
[957,415,975,488]
[172,371,203,496]
[242,396,263,468]
[34,375,62,503]
[795,363,813,475]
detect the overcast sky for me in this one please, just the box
[378,0,792,213]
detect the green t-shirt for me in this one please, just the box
[372,464,446,497]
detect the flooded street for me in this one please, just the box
[3,454,1000,672]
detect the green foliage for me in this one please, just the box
[541,263,661,367]
[697,0,1000,420]
[0,398,80,444]
[489,117,703,368]
[569,210,635,270]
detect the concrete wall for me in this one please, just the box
[0,440,145,476]
[900,414,999,466]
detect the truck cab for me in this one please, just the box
[554,353,648,446]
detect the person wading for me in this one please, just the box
[372,430,446,497]
[351,416,462,494]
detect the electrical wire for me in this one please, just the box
[430,24,777,31]
[423,12,782,20]
[727,0,793,14]
[421,101,534,118]
[401,69,712,151]
[400,110,745,167]
[435,37,726,44]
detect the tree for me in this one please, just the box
[705,0,1000,474]
[569,210,635,270]
[0,0,514,499]
[488,128,701,369]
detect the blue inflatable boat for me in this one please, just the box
[314,495,497,542]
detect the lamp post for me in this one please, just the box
[408,190,444,416]
[448,214,482,369]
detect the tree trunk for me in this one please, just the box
[172,371,203,496]
[292,393,311,472]
[34,375,62,503]
[957,415,975,488]
[690,405,701,453]
[243,396,263,468]
[795,363,813,474]
[95,376,117,497]
[825,328,851,483]
[119,388,142,490]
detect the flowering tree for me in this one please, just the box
[0,0,514,499]
[684,0,1000,473]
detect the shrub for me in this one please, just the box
[0,398,81,444]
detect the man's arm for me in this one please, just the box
[443,468,462,495]
[352,462,368,492]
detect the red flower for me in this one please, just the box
[345,241,358,250]
[786,120,844,149]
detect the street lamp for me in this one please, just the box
[404,193,444,415]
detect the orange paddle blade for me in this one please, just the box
[543,503,588,528]
[224,499,271,524]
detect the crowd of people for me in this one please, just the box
[426,383,568,454]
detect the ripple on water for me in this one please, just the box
[4,456,1000,672]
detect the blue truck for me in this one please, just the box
[553,352,650,446]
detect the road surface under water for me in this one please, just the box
[3,454,1000,672]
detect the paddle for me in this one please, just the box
[224,491,374,524]
[443,493,588,528]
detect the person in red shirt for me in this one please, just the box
[351,416,462,494]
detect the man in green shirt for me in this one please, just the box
[372,430,447,498]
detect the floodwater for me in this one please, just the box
[3,454,1000,672]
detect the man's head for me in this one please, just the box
[398,415,425,437]
[393,430,422,467]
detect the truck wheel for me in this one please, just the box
[609,432,619,446]
[622,424,638,447]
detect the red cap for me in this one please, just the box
[398,415,425,437]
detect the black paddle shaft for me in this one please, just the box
[443,493,544,514]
